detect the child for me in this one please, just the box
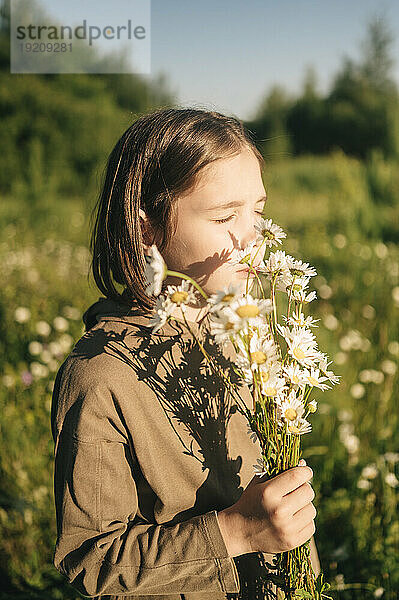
[51,107,320,600]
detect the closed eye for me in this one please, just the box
[214,211,264,224]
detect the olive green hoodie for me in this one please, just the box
[51,296,320,600]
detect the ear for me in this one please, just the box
[139,208,157,251]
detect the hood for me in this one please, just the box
[82,296,136,332]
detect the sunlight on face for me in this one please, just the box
[161,146,267,302]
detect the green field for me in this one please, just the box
[0,150,398,599]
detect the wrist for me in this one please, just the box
[216,507,249,558]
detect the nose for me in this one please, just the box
[239,217,260,252]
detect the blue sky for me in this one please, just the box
[151,0,399,119]
[26,0,399,119]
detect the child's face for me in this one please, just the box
[159,146,267,300]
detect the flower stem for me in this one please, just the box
[166,270,209,300]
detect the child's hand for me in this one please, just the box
[217,461,316,557]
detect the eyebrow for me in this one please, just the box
[204,195,267,212]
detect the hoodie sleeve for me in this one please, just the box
[51,365,241,597]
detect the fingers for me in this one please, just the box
[268,465,313,497]
[296,520,316,546]
[282,481,315,515]
[291,501,317,526]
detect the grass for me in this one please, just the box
[0,150,398,599]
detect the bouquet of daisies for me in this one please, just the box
[144,218,339,600]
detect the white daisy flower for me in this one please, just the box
[147,280,197,332]
[259,366,287,397]
[235,330,279,373]
[207,283,242,312]
[144,245,168,297]
[225,294,272,333]
[258,250,291,278]
[317,355,341,385]
[276,390,305,424]
[147,295,176,333]
[276,272,310,295]
[254,218,286,248]
[286,256,317,278]
[303,366,331,391]
[307,399,318,413]
[283,363,307,388]
[282,311,320,329]
[231,239,263,268]
[277,324,319,367]
[292,289,317,304]
[208,309,242,348]
[164,279,197,310]
[287,417,312,435]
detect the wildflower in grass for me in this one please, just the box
[361,464,378,479]
[385,472,399,488]
[14,307,31,323]
[36,321,51,336]
[384,452,399,464]
[21,370,33,386]
[254,217,286,248]
[357,479,372,490]
[53,316,69,331]
[350,383,366,399]
[28,341,43,355]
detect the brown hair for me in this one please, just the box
[89,106,264,312]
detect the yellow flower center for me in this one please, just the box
[260,371,269,383]
[171,291,188,304]
[221,293,235,303]
[264,386,277,396]
[251,351,267,365]
[236,304,259,318]
[284,408,297,421]
[308,403,317,413]
[308,376,319,386]
[225,321,235,331]
[293,347,305,361]
[288,424,300,434]
[292,375,299,384]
